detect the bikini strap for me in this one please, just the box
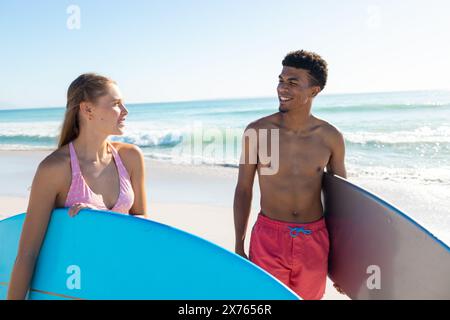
[68,142,81,175]
[107,141,130,179]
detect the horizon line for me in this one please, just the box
[1,88,449,112]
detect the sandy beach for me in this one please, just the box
[2,149,450,300]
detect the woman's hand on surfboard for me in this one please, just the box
[333,283,346,295]
[68,203,95,217]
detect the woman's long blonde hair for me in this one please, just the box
[58,73,116,148]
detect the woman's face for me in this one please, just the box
[90,83,128,136]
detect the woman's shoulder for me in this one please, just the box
[38,145,70,171]
[111,141,143,157]
[34,145,71,184]
[110,141,145,168]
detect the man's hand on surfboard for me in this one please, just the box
[333,283,346,295]
[235,248,248,260]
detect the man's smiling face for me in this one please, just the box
[277,66,319,113]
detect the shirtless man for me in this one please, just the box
[233,50,346,300]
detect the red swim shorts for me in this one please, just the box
[249,212,330,300]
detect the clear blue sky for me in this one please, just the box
[1,0,449,108]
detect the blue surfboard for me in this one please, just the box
[0,208,299,300]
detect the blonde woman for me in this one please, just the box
[7,73,147,299]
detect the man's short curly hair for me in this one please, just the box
[282,50,328,91]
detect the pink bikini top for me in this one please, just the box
[64,141,135,214]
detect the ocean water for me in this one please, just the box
[1,90,450,185]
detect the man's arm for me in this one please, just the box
[233,125,258,258]
[326,129,347,179]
